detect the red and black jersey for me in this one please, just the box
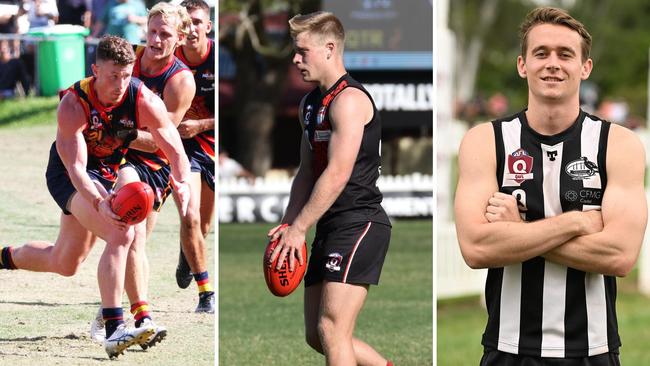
[64,76,142,182]
[127,46,190,170]
[175,39,215,159]
[301,73,390,227]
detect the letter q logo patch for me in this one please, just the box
[506,148,534,184]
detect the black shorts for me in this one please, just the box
[45,143,115,215]
[304,220,391,287]
[480,350,620,366]
[184,138,215,192]
[120,161,171,211]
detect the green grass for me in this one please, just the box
[219,220,433,365]
[437,270,650,365]
[0,96,59,128]
[0,100,214,365]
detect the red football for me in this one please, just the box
[263,237,308,297]
[111,182,155,224]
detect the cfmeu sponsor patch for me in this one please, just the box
[506,148,534,184]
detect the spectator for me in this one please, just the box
[0,39,31,99]
[0,0,21,33]
[219,150,255,183]
[91,0,147,44]
[24,0,59,29]
[57,0,92,27]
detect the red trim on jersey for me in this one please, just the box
[342,222,372,283]
[197,134,215,159]
[135,46,179,79]
[134,82,143,129]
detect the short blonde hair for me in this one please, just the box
[148,2,192,39]
[520,7,592,62]
[289,11,345,52]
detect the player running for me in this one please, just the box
[172,0,215,313]
[0,35,191,359]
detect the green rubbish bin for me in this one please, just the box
[28,25,89,97]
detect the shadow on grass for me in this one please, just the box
[0,350,106,362]
[0,300,99,307]
[0,100,58,127]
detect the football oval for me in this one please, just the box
[110,181,155,225]
[263,238,308,297]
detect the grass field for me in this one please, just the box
[0,97,215,365]
[437,270,650,365]
[219,220,433,365]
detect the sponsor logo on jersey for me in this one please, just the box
[565,157,598,180]
[316,106,326,125]
[506,148,534,184]
[201,71,215,80]
[304,105,313,125]
[325,253,342,272]
[565,190,578,202]
[314,130,331,142]
[119,117,134,128]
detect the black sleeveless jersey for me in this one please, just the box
[62,76,142,181]
[301,73,390,228]
[485,109,618,358]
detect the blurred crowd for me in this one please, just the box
[0,0,200,98]
[455,89,645,131]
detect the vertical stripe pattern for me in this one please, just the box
[485,110,619,358]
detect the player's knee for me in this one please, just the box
[56,260,82,277]
[317,316,337,345]
[105,227,135,247]
[181,212,201,231]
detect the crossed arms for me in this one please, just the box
[454,122,647,277]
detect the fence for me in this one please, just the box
[219,173,433,224]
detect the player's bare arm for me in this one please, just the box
[270,88,371,271]
[455,122,602,269]
[269,96,315,237]
[130,70,196,151]
[177,117,214,138]
[541,125,647,276]
[137,85,192,213]
[55,93,123,227]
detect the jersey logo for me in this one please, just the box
[314,130,331,142]
[565,157,598,180]
[325,253,342,272]
[316,106,326,125]
[304,105,313,125]
[506,148,533,184]
[546,150,557,161]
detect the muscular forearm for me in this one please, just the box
[291,167,348,233]
[154,127,190,181]
[281,168,314,224]
[544,223,644,276]
[459,210,589,268]
[129,130,159,153]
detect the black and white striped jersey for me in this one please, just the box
[484,109,619,358]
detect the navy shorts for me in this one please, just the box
[480,350,620,366]
[183,138,214,191]
[304,220,391,287]
[119,161,171,211]
[45,143,115,215]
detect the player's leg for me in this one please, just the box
[173,171,214,312]
[200,162,215,238]
[318,281,388,366]
[304,282,324,353]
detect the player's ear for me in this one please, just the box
[516,55,527,78]
[580,58,593,80]
[91,63,99,78]
[326,42,335,59]
[206,20,212,34]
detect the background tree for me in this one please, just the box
[220,0,320,176]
